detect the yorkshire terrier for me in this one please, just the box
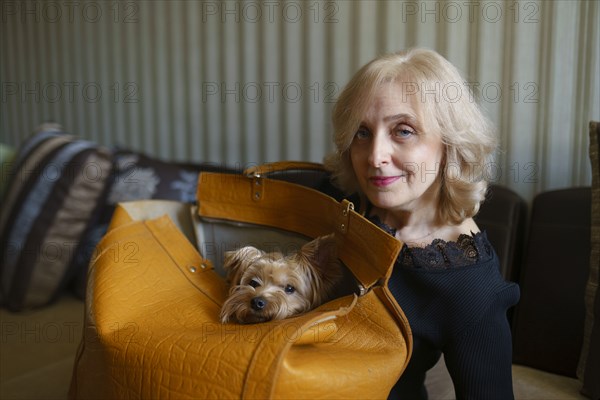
[220,234,343,324]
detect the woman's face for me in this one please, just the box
[349,82,445,214]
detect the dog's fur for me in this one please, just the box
[220,234,343,324]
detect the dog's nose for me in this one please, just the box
[251,297,267,311]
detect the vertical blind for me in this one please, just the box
[2,0,599,201]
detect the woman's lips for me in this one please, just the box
[368,176,402,187]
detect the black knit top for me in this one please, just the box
[370,216,520,400]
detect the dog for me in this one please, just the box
[220,234,343,324]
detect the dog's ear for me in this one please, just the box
[223,246,264,284]
[299,234,342,288]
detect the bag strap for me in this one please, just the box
[196,170,402,292]
[244,161,326,177]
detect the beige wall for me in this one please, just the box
[1,0,599,201]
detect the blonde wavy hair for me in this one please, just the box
[325,48,498,224]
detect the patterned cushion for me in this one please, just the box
[109,150,205,203]
[0,129,112,310]
[578,120,600,399]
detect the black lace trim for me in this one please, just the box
[369,215,493,269]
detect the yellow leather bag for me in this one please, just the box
[69,162,412,399]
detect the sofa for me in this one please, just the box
[1,122,598,399]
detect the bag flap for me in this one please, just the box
[197,172,402,291]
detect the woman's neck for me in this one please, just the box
[373,206,443,245]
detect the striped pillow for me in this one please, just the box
[0,128,112,310]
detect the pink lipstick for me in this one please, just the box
[369,176,400,187]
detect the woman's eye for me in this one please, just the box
[249,279,260,288]
[354,128,370,140]
[284,285,295,294]
[393,125,415,138]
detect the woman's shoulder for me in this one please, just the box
[399,229,494,270]
[434,217,480,244]
[392,217,486,269]
[367,214,498,270]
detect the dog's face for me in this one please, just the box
[220,234,342,324]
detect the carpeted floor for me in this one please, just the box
[1,295,83,400]
[425,356,587,400]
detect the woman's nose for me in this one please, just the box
[368,134,391,168]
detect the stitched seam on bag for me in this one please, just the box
[143,217,222,307]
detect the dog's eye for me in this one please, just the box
[284,285,295,294]
[248,279,260,288]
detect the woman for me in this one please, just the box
[326,48,519,399]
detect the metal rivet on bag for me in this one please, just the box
[340,223,346,231]
[254,192,261,199]
[189,266,197,273]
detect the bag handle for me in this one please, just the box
[197,169,403,292]
[244,161,326,177]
